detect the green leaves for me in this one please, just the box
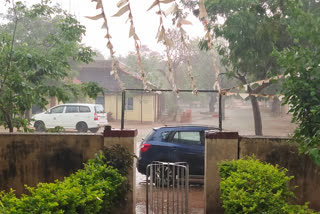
[80,82,104,100]
[59,15,86,42]
[192,0,293,135]
[218,157,315,213]
[274,2,320,166]
[0,1,97,132]
[0,151,128,214]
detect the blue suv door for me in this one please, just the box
[168,130,204,175]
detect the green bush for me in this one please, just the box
[0,152,127,214]
[218,157,317,214]
[46,126,66,133]
[282,203,317,214]
[101,144,136,176]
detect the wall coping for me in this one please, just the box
[206,131,239,139]
[0,132,100,136]
[103,126,138,137]
[240,135,291,140]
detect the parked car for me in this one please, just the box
[136,125,219,177]
[31,103,108,132]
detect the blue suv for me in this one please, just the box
[137,125,219,176]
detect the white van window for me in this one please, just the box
[66,106,79,113]
[51,106,64,114]
[95,105,105,113]
[79,106,90,112]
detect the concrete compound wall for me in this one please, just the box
[240,136,320,211]
[205,132,320,213]
[0,133,103,195]
[0,127,137,214]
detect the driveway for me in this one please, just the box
[109,105,295,213]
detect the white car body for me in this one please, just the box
[31,103,108,132]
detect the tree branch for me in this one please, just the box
[252,82,272,94]
[236,69,248,85]
[2,1,18,92]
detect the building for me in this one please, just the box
[78,60,160,122]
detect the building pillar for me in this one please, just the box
[204,131,239,214]
[103,126,137,214]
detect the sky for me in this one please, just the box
[1,0,205,58]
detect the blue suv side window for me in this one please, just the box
[161,131,170,141]
[172,131,201,145]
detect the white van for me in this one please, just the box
[31,103,108,133]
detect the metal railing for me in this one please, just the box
[120,89,222,130]
[146,161,189,214]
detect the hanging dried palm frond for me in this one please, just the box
[167,2,198,95]
[148,0,178,93]
[112,0,150,90]
[198,0,220,92]
[86,0,125,90]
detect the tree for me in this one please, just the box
[120,46,168,89]
[162,29,233,118]
[190,39,238,112]
[0,1,102,132]
[121,37,236,117]
[184,0,292,135]
[274,2,320,165]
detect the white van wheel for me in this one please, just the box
[89,128,99,133]
[76,122,88,133]
[34,121,46,132]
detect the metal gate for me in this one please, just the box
[146,161,189,214]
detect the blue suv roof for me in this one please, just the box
[153,125,219,131]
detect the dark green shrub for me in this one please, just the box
[0,153,127,214]
[101,144,137,176]
[282,203,318,214]
[46,126,66,133]
[218,157,317,214]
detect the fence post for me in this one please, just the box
[121,90,126,129]
[204,131,239,214]
[219,93,222,130]
[103,126,138,214]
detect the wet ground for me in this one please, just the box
[109,105,296,214]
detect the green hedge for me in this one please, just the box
[218,157,317,214]
[0,152,127,214]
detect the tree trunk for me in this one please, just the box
[172,95,178,122]
[209,93,217,112]
[7,116,13,133]
[3,112,13,133]
[250,95,263,136]
[271,97,281,117]
[237,75,269,136]
[25,109,31,122]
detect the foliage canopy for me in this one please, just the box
[182,0,295,135]
[0,1,103,132]
[183,0,320,165]
[274,1,320,165]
